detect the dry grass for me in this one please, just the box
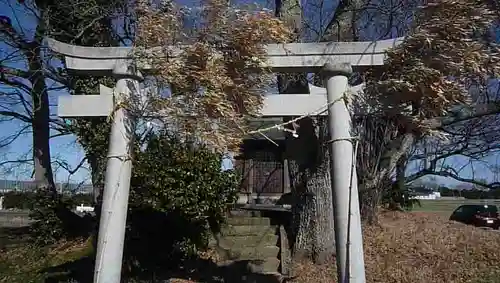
[0,238,93,283]
[292,211,500,283]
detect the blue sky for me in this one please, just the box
[0,0,498,187]
[0,0,89,184]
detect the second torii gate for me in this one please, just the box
[47,36,403,283]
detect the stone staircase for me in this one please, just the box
[210,211,282,278]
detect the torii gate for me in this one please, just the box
[47,37,403,283]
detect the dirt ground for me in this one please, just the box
[291,211,500,283]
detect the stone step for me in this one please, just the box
[221,224,276,237]
[214,234,279,249]
[226,245,280,260]
[228,209,282,218]
[227,216,272,226]
[209,234,278,249]
[228,209,264,218]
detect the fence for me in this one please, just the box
[0,179,93,194]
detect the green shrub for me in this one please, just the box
[1,191,36,209]
[14,131,238,275]
[0,191,93,210]
[0,190,94,245]
[382,182,421,211]
[29,190,95,245]
[29,190,69,245]
[67,193,93,206]
[124,133,239,274]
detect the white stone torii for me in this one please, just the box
[47,37,402,72]
[58,82,365,118]
[47,37,403,283]
[58,84,157,117]
[48,36,400,117]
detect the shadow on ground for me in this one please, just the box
[0,226,31,249]
[43,256,94,283]
[41,206,286,283]
[42,257,285,283]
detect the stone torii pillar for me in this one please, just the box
[59,72,145,283]
[323,63,365,283]
[94,64,142,283]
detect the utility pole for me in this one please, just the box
[322,62,366,283]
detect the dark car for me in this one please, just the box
[449,204,500,229]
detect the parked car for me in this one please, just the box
[449,204,500,229]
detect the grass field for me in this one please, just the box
[412,199,500,216]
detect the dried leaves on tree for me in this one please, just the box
[364,0,500,137]
[135,0,291,152]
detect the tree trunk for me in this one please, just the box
[394,153,408,210]
[275,0,335,263]
[356,125,415,224]
[359,183,382,225]
[324,0,362,41]
[87,145,107,204]
[27,22,56,193]
[286,117,335,264]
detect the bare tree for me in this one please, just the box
[356,0,500,222]
[277,0,500,226]
[406,80,500,189]
[0,0,65,192]
[272,0,423,258]
[0,0,130,195]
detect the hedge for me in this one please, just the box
[0,191,93,210]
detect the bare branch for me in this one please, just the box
[51,157,88,175]
[0,110,32,123]
[407,169,500,190]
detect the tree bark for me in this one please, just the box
[286,117,335,264]
[357,129,415,224]
[27,21,56,193]
[275,0,336,263]
[323,0,362,41]
[385,153,407,211]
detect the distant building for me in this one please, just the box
[411,191,441,200]
[409,186,442,200]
